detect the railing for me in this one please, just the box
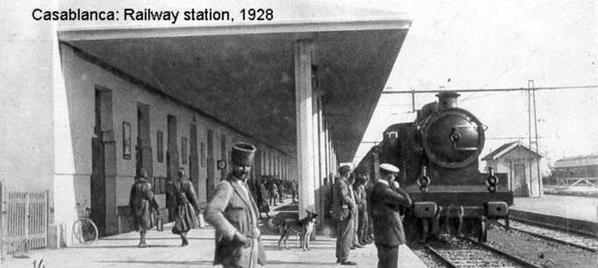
[556,177,598,188]
[0,183,49,261]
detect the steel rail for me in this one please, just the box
[464,237,541,268]
[422,243,457,268]
[494,221,597,253]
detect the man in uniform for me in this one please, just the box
[332,165,357,265]
[204,142,265,268]
[369,163,412,268]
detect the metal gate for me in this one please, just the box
[0,183,49,256]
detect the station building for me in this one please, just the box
[482,141,543,197]
[0,0,410,249]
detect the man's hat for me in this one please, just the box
[136,168,148,179]
[231,142,256,166]
[338,165,351,176]
[379,163,400,174]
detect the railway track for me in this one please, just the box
[421,237,540,268]
[495,219,598,252]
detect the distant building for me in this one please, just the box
[482,141,542,197]
[552,154,598,188]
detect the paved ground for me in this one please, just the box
[2,198,426,268]
[513,194,598,222]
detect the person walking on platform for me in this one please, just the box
[129,168,160,248]
[259,179,271,219]
[171,168,201,246]
[277,180,284,204]
[204,142,265,268]
[332,165,357,265]
[165,177,176,222]
[269,181,279,207]
[369,163,412,268]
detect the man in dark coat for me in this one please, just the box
[171,168,201,246]
[332,165,357,265]
[129,168,159,248]
[369,163,412,268]
[204,142,265,268]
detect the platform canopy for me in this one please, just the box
[59,1,410,162]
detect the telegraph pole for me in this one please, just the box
[526,80,534,196]
[531,81,542,196]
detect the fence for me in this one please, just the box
[0,183,49,260]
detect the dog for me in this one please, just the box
[267,210,319,250]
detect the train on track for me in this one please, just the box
[356,91,513,242]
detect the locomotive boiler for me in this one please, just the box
[357,91,513,242]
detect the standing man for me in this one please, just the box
[348,175,362,249]
[129,168,160,248]
[332,165,357,265]
[369,163,412,268]
[204,142,265,268]
[171,168,201,246]
[354,175,369,245]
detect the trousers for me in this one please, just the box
[335,214,354,261]
[376,244,399,268]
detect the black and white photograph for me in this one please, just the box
[1,0,596,267]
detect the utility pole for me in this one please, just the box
[531,81,542,196]
[528,80,534,197]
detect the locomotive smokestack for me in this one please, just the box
[436,91,460,110]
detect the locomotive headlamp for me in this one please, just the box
[485,167,499,193]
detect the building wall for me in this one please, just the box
[485,147,542,197]
[57,43,292,242]
[0,0,54,193]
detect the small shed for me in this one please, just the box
[553,154,598,188]
[482,141,542,197]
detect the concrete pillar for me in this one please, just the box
[295,40,316,218]
[324,119,331,181]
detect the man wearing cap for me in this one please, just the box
[332,165,357,265]
[204,142,265,268]
[369,163,412,268]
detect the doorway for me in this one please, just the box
[136,103,152,177]
[91,88,116,236]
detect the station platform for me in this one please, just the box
[510,194,598,237]
[2,198,426,267]
[2,225,426,268]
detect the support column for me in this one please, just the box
[295,40,315,219]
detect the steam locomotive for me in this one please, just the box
[356,91,513,242]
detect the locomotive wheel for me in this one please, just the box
[478,218,488,243]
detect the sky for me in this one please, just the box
[350,0,598,168]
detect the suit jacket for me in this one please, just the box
[204,174,265,267]
[354,184,367,211]
[332,177,355,221]
[369,180,412,246]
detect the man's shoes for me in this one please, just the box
[340,260,357,265]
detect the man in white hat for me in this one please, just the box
[368,163,412,268]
